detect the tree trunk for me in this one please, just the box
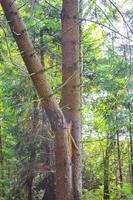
[61,0,82,199]
[42,173,56,200]
[129,125,133,190]
[128,103,133,191]
[116,131,123,187]
[0,125,4,198]
[79,0,83,73]
[26,100,39,200]
[103,133,115,200]
[103,149,110,200]
[1,1,73,199]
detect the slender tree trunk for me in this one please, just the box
[1,1,73,199]
[113,146,118,198]
[0,125,4,198]
[61,0,82,199]
[27,100,38,200]
[128,104,133,190]
[79,0,83,73]
[103,133,115,200]
[116,131,123,187]
[129,127,133,189]
[104,149,110,200]
[103,131,117,200]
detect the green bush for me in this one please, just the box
[82,187,103,200]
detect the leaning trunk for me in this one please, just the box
[1,1,72,199]
[61,0,82,199]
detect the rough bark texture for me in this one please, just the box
[1,1,73,199]
[61,0,82,199]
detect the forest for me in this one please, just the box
[0,0,133,200]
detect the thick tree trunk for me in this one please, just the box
[116,131,123,187]
[1,1,73,199]
[61,0,82,199]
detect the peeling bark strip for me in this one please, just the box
[1,0,73,199]
[61,0,82,199]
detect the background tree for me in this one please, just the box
[0,0,133,200]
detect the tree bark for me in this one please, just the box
[128,103,133,191]
[42,173,56,200]
[103,149,110,200]
[103,133,114,200]
[129,124,133,190]
[61,0,82,199]
[116,131,123,187]
[103,131,116,200]
[0,125,5,198]
[26,100,39,200]
[1,1,73,199]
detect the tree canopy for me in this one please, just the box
[0,0,133,200]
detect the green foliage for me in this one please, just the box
[0,0,133,199]
[82,188,103,200]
